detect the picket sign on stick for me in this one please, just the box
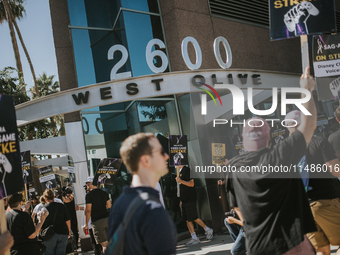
[176,166,180,197]
[24,183,28,201]
[0,199,10,255]
[300,34,310,71]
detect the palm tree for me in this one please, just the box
[30,73,59,98]
[30,73,64,136]
[12,17,39,96]
[0,0,24,80]
[0,0,40,96]
[0,66,29,104]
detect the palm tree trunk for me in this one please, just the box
[12,19,40,97]
[3,0,24,83]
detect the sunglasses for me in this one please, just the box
[151,148,167,156]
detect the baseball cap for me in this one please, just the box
[284,110,301,126]
[242,117,270,152]
[85,176,94,183]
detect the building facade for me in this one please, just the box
[17,0,340,237]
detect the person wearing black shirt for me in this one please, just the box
[229,67,317,255]
[286,109,340,255]
[6,192,47,255]
[42,189,71,255]
[108,133,177,255]
[328,106,340,160]
[62,186,79,250]
[83,179,111,253]
[176,165,213,246]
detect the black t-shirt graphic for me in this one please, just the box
[85,188,110,223]
[229,131,316,255]
[306,136,340,202]
[179,166,197,203]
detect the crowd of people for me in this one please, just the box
[3,186,80,255]
[2,67,340,255]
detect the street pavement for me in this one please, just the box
[74,231,339,255]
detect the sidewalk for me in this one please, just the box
[177,231,234,255]
[75,231,339,255]
[177,232,339,255]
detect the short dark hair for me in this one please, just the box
[64,186,73,194]
[120,133,155,173]
[7,192,23,208]
[335,106,340,121]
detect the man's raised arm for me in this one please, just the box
[297,67,317,146]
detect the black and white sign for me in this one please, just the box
[169,135,188,166]
[313,34,340,100]
[67,155,76,183]
[0,95,24,198]
[21,150,32,184]
[93,158,122,186]
[38,165,57,192]
[270,0,336,40]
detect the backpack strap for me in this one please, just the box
[121,194,147,230]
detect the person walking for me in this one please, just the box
[42,189,71,255]
[107,133,177,255]
[62,186,79,250]
[228,67,317,255]
[83,177,103,255]
[285,110,340,255]
[83,177,111,253]
[6,192,47,255]
[176,165,213,246]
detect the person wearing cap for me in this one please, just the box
[107,133,177,255]
[286,110,340,255]
[82,175,111,253]
[228,67,317,255]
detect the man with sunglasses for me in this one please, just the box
[107,133,177,255]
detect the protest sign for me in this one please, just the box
[169,135,188,166]
[93,158,122,185]
[211,143,226,165]
[312,34,340,100]
[0,95,24,199]
[21,150,32,184]
[38,165,57,192]
[269,0,336,40]
[67,155,76,183]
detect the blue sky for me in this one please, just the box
[0,0,58,95]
